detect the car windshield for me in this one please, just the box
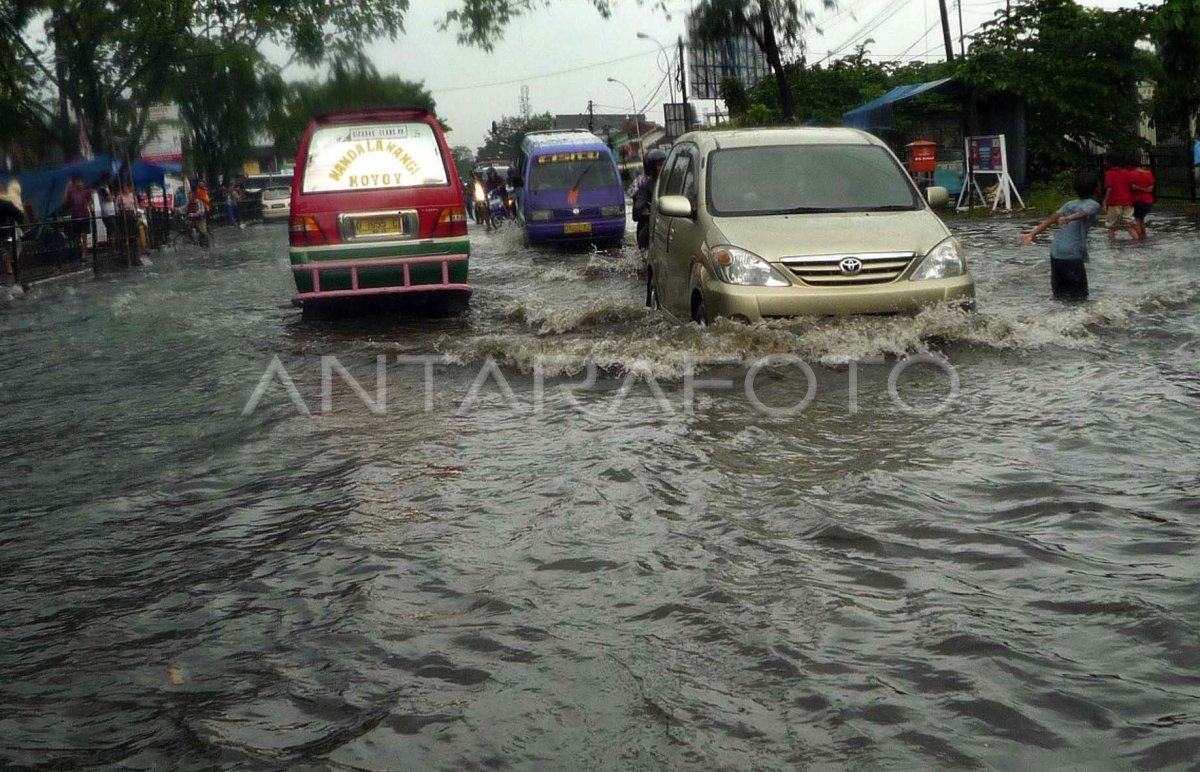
[529,152,617,192]
[302,121,448,194]
[707,144,921,216]
[262,188,289,200]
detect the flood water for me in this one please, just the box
[1,212,1198,770]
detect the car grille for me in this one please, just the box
[780,252,916,286]
[552,207,600,218]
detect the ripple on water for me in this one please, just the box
[1,220,1199,769]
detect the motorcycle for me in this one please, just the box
[487,189,509,228]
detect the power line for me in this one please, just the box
[431,50,657,94]
[817,0,913,64]
[895,18,943,58]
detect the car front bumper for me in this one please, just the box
[702,273,976,322]
[526,217,625,244]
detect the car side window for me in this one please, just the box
[681,152,698,207]
[662,153,691,197]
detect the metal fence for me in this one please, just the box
[2,211,162,287]
[3,218,89,286]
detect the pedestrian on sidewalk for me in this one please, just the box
[61,175,93,262]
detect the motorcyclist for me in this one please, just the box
[485,167,507,232]
[629,148,667,250]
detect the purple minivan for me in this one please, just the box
[518,130,626,248]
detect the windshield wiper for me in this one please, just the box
[869,204,919,211]
[783,206,852,214]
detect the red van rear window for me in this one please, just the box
[301,122,449,194]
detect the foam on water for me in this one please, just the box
[436,280,1200,379]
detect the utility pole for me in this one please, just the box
[587,100,594,133]
[938,0,955,63]
[958,0,966,58]
[678,36,690,132]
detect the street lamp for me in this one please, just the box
[606,77,644,163]
[637,32,675,106]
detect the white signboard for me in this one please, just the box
[141,103,183,164]
[302,123,448,193]
[956,134,1025,212]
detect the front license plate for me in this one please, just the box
[355,216,403,237]
[564,222,592,235]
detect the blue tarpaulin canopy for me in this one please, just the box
[128,161,170,189]
[843,78,956,130]
[0,155,113,220]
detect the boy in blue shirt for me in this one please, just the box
[1020,171,1101,300]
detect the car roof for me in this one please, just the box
[522,130,608,152]
[312,107,435,125]
[676,127,885,150]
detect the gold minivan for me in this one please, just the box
[645,128,975,323]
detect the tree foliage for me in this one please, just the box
[440,0,615,49]
[720,76,751,119]
[476,112,554,160]
[692,0,833,122]
[451,145,476,181]
[961,0,1151,173]
[173,39,271,183]
[266,55,437,159]
[744,44,955,126]
[3,0,407,165]
[1149,0,1200,139]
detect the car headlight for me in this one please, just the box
[910,237,965,281]
[529,210,553,222]
[710,246,791,287]
[601,205,623,217]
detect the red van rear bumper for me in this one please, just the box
[290,254,471,305]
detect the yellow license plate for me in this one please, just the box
[564,222,592,235]
[355,216,402,237]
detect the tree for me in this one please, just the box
[962,0,1151,176]
[267,55,437,158]
[720,76,751,120]
[691,0,833,123]
[451,145,475,182]
[476,112,554,160]
[174,39,268,182]
[1150,0,1200,139]
[3,0,408,165]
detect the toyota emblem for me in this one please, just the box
[839,257,863,275]
[572,207,580,216]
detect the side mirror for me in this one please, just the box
[926,186,949,208]
[657,194,693,218]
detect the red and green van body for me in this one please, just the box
[288,108,470,307]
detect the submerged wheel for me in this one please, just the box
[440,294,471,317]
[646,270,660,309]
[691,293,708,326]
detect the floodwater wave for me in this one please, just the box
[0,214,1198,770]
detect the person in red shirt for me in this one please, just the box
[1102,155,1138,242]
[1129,161,1155,241]
[196,181,211,209]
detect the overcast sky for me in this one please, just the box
[279,0,1138,152]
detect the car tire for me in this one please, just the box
[691,293,708,326]
[441,295,471,317]
[646,270,660,309]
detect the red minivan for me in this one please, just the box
[288,108,470,311]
